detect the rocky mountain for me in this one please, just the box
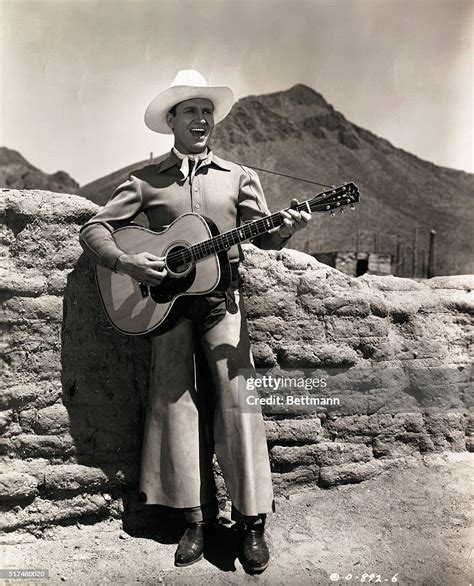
[80,155,165,206]
[0,147,79,195]
[81,85,473,276]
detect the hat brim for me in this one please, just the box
[144,85,235,134]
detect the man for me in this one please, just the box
[79,70,311,572]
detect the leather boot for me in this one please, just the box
[240,522,269,572]
[174,523,204,567]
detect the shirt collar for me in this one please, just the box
[172,146,209,162]
[157,149,231,174]
[172,147,210,181]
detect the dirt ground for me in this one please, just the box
[1,452,472,585]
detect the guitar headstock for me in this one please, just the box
[308,182,360,214]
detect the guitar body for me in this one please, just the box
[95,213,226,335]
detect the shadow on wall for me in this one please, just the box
[59,254,228,534]
[60,254,153,525]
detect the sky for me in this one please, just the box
[1,0,472,186]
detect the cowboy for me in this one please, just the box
[79,70,311,572]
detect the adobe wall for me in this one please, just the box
[1,190,472,536]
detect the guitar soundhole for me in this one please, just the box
[165,244,194,276]
[149,244,196,304]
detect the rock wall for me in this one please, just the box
[1,190,472,537]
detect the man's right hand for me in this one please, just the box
[116,252,168,286]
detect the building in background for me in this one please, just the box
[314,251,393,277]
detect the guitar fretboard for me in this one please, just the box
[165,183,358,268]
[187,201,311,263]
[191,209,295,260]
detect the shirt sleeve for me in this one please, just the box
[238,166,291,251]
[79,174,144,269]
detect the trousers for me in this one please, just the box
[139,286,274,521]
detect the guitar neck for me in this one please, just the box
[189,201,311,261]
[186,181,359,262]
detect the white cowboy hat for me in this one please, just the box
[144,69,235,134]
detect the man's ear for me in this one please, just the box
[165,112,174,131]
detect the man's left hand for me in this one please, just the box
[278,199,312,239]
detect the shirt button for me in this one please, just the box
[194,203,200,209]
[194,188,199,192]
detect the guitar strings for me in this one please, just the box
[166,205,293,266]
[168,195,325,264]
[164,187,357,267]
[164,194,355,266]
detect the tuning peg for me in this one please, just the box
[340,208,345,214]
[350,204,356,210]
[330,211,336,217]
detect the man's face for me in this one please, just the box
[166,98,215,154]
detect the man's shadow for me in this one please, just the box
[61,255,250,570]
[61,255,165,534]
[203,518,242,571]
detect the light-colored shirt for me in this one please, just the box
[79,149,290,268]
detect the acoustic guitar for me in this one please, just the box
[95,182,360,335]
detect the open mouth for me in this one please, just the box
[190,127,207,138]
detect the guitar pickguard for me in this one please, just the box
[149,268,197,303]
